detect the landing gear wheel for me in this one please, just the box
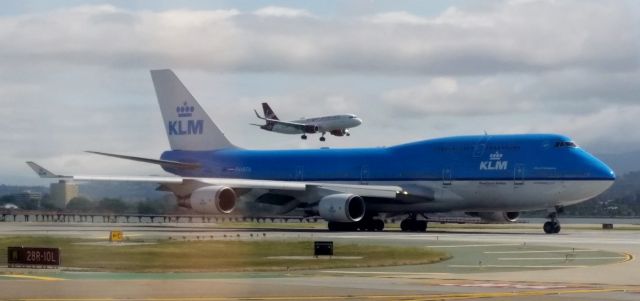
[320,136,326,142]
[301,135,307,140]
[400,218,427,232]
[416,220,427,232]
[543,208,562,234]
[400,219,410,232]
[543,221,561,234]
[374,219,384,231]
[346,132,350,136]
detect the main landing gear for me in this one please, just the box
[400,214,427,232]
[301,134,307,140]
[543,208,562,234]
[319,132,326,142]
[327,216,384,232]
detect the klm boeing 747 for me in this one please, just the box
[27,69,615,234]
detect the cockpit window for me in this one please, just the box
[555,141,578,148]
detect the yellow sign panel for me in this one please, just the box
[110,230,124,242]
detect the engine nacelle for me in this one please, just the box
[304,124,319,134]
[330,129,346,136]
[189,186,237,214]
[318,193,365,222]
[466,211,520,223]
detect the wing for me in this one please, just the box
[85,151,201,169]
[26,162,402,198]
[254,110,310,132]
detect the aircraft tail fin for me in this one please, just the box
[150,69,236,151]
[261,102,279,122]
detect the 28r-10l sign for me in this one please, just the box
[8,247,60,268]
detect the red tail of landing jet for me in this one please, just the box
[262,103,279,121]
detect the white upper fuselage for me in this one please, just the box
[274,114,362,134]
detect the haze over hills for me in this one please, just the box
[596,150,640,177]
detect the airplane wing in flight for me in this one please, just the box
[253,110,316,133]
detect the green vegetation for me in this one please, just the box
[0,236,448,272]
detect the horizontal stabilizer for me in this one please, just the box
[86,151,201,169]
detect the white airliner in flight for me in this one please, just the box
[252,102,362,141]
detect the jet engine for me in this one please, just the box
[318,193,365,222]
[330,129,346,136]
[189,186,237,214]
[304,125,319,134]
[466,211,520,223]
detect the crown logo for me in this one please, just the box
[489,151,503,161]
[176,102,195,118]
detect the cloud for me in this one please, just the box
[0,1,637,75]
[253,6,312,18]
[2,1,640,184]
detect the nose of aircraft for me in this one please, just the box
[354,117,363,125]
[593,158,616,181]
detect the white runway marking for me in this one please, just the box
[449,264,588,268]
[427,243,522,248]
[321,271,451,276]
[485,250,598,254]
[498,257,627,261]
[266,256,362,260]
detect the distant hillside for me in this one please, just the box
[0,185,47,196]
[596,150,640,176]
[78,181,166,201]
[0,182,165,202]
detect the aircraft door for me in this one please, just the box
[360,165,369,185]
[473,135,489,158]
[514,164,525,186]
[295,166,304,181]
[442,168,452,186]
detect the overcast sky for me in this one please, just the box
[2,0,640,185]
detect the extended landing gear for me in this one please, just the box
[320,132,326,142]
[400,214,427,232]
[327,218,384,232]
[543,209,561,234]
[301,134,307,140]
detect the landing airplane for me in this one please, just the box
[252,102,362,141]
[27,69,615,234]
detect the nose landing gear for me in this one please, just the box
[543,208,562,234]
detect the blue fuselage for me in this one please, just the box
[160,134,614,213]
[161,134,614,184]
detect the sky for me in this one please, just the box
[2,0,640,185]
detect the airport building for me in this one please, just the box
[50,180,79,209]
[15,190,42,204]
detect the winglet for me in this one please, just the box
[26,162,60,178]
[254,109,265,120]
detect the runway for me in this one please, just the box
[1,222,639,300]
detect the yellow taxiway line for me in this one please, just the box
[0,274,65,281]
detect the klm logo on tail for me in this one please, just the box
[480,151,508,171]
[168,102,203,136]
